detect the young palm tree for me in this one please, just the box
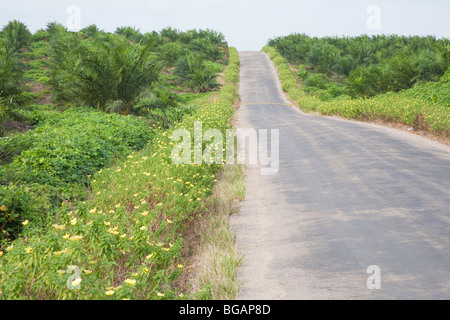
[80,24,103,38]
[73,35,162,114]
[0,38,23,105]
[175,52,220,93]
[0,20,31,56]
[115,26,143,43]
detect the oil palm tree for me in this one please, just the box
[175,52,220,93]
[73,35,162,114]
[0,38,23,107]
[0,20,31,56]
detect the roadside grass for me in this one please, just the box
[186,162,245,300]
[183,47,244,300]
[263,46,450,142]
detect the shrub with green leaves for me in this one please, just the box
[0,108,153,241]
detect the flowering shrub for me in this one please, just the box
[0,108,153,242]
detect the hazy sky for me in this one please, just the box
[1,0,449,50]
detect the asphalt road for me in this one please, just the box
[230,51,450,300]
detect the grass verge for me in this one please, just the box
[183,162,245,300]
[182,47,244,300]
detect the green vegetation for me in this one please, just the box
[0,20,31,128]
[269,34,450,97]
[0,107,153,241]
[264,33,450,139]
[186,47,243,300]
[0,17,241,300]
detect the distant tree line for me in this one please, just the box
[268,33,450,97]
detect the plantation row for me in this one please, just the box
[0,20,228,131]
[0,42,240,299]
[269,34,450,98]
[264,38,450,138]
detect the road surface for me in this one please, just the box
[230,51,450,299]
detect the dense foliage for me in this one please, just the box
[0,20,32,127]
[1,21,229,132]
[0,20,230,242]
[0,107,154,241]
[268,34,450,97]
[0,47,240,300]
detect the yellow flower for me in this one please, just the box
[141,211,149,216]
[63,233,70,239]
[145,253,154,260]
[69,235,84,241]
[124,279,136,286]
[72,278,82,287]
[57,270,65,276]
[25,247,34,254]
[52,224,66,230]
[22,220,29,226]
[53,249,69,257]
[104,221,111,226]
[89,208,97,214]
[0,251,3,257]
[0,205,7,211]
[166,219,173,224]
[140,226,146,231]
[6,244,13,252]
[83,269,92,275]
[107,227,119,235]
[70,218,77,226]
[157,292,165,297]
[105,290,115,296]
[177,264,183,269]
[120,234,127,238]
[115,203,121,208]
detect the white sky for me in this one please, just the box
[1,0,449,50]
